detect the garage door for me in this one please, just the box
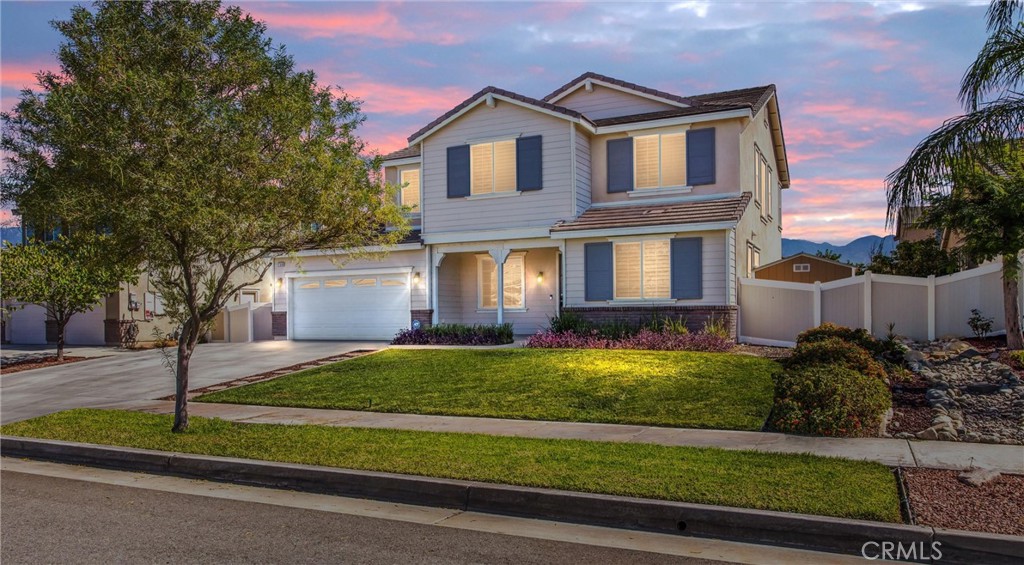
[291,274,410,340]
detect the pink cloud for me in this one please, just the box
[245,5,463,45]
[326,75,470,116]
[0,62,51,91]
[795,100,943,135]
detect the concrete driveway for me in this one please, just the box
[0,341,384,424]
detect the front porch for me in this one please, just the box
[431,243,559,336]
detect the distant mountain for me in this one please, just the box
[1,226,21,246]
[782,235,896,265]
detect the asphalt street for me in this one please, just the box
[1,470,721,565]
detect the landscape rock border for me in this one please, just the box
[3,436,1022,564]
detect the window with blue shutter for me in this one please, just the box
[584,242,614,301]
[671,237,703,299]
[447,145,471,198]
[686,128,715,186]
[606,138,633,193]
[516,135,543,191]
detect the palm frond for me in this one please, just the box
[987,0,1024,31]
[960,24,1024,110]
[885,96,1024,227]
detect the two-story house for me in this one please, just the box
[270,72,789,340]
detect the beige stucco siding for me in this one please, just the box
[556,84,677,120]
[272,248,427,312]
[563,230,727,306]
[590,119,743,204]
[420,102,573,234]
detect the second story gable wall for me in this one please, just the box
[589,118,743,204]
[557,84,678,120]
[421,101,574,234]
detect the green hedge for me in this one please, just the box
[772,365,892,437]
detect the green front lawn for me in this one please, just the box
[0,409,902,522]
[197,349,779,430]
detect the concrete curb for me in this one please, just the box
[3,436,1021,564]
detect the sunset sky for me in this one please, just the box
[1,1,992,244]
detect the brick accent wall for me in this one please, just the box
[561,305,738,340]
[411,309,433,329]
[104,319,138,347]
[271,311,287,337]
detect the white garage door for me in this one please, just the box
[65,302,106,345]
[291,274,410,340]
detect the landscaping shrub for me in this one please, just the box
[771,365,892,438]
[796,322,882,354]
[525,328,733,352]
[784,338,889,383]
[391,323,514,346]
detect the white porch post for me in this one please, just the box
[489,248,510,325]
[431,251,445,325]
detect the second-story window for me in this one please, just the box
[471,139,517,195]
[634,133,686,190]
[754,147,772,221]
[400,169,420,212]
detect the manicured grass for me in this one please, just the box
[1,409,902,522]
[197,349,779,430]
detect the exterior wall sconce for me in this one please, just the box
[537,271,544,284]
[413,272,421,285]
[275,278,283,290]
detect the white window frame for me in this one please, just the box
[754,145,765,211]
[399,167,420,213]
[476,253,526,310]
[470,139,517,196]
[612,239,671,300]
[793,263,811,273]
[746,243,760,278]
[633,133,687,191]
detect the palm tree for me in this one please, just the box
[886,1,1024,349]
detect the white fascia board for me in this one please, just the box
[551,222,735,239]
[408,93,591,146]
[588,191,743,209]
[285,266,413,279]
[594,108,751,135]
[422,226,551,245]
[382,156,421,167]
[547,78,691,109]
[280,242,424,258]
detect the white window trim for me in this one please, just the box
[793,263,811,272]
[746,242,761,279]
[476,252,527,310]
[464,191,522,201]
[612,239,672,301]
[470,139,517,196]
[627,186,692,198]
[633,133,687,191]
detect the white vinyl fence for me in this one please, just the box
[739,260,1024,346]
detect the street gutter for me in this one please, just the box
[2,436,1020,564]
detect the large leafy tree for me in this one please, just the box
[886,0,1024,349]
[866,238,964,278]
[2,1,407,430]
[1,234,137,361]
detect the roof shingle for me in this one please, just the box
[381,146,421,161]
[551,194,751,233]
[543,71,701,107]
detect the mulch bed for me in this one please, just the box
[160,349,377,401]
[0,356,91,374]
[734,344,792,360]
[888,406,933,435]
[903,468,1024,536]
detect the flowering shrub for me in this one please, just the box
[784,337,889,383]
[526,328,733,352]
[392,323,514,346]
[771,365,891,438]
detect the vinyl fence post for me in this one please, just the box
[927,274,936,341]
[863,271,873,335]
[813,281,822,327]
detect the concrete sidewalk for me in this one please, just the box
[112,400,1024,474]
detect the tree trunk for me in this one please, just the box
[172,319,200,432]
[1004,257,1023,350]
[56,318,68,362]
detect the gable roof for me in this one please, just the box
[381,145,421,162]
[543,71,699,107]
[754,252,856,272]
[551,193,750,233]
[406,86,590,145]
[589,85,775,127]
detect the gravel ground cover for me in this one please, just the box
[903,468,1024,536]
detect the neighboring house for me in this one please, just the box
[271,72,790,339]
[4,221,273,346]
[753,252,855,284]
[894,206,964,251]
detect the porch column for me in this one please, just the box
[431,251,445,325]
[489,248,510,325]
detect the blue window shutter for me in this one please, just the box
[671,237,703,299]
[447,145,471,198]
[584,242,614,301]
[686,128,716,186]
[516,135,543,191]
[606,138,633,193]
